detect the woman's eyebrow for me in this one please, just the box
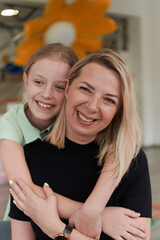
[81,81,95,90]
[105,93,120,100]
[81,81,120,100]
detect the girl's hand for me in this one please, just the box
[69,205,101,240]
[102,207,146,240]
[10,179,65,239]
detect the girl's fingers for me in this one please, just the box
[122,231,137,240]
[130,219,146,233]
[121,208,140,218]
[128,225,146,239]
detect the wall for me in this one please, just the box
[150,0,160,145]
[109,0,159,146]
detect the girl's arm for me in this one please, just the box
[102,207,149,240]
[10,179,146,240]
[11,219,36,240]
[0,139,44,198]
[0,140,32,184]
[69,153,117,239]
[0,139,84,219]
[10,181,94,240]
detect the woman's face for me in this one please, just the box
[24,58,70,130]
[65,62,122,144]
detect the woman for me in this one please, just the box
[10,49,151,240]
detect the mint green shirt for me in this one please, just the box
[0,103,53,145]
[0,103,53,221]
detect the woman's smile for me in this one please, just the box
[77,111,96,126]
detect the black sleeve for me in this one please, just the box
[121,149,152,218]
[9,195,30,221]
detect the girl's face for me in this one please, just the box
[24,58,70,130]
[65,62,122,144]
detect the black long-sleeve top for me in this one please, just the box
[9,138,152,240]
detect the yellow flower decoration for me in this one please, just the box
[14,0,117,66]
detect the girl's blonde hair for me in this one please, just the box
[25,43,78,75]
[48,49,142,184]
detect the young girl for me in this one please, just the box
[0,42,78,221]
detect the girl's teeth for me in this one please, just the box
[78,112,94,122]
[38,102,52,108]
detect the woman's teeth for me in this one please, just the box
[38,101,52,108]
[78,111,95,122]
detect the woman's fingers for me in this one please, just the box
[43,183,55,198]
[10,179,26,203]
[9,178,39,216]
[10,185,27,213]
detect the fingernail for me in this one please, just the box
[44,182,49,186]
[9,188,12,194]
[9,180,13,185]
[13,200,16,205]
[15,178,18,182]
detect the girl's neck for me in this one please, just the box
[25,107,54,131]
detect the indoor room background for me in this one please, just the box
[0,0,159,239]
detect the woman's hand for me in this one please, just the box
[102,207,146,240]
[69,205,101,240]
[10,179,65,239]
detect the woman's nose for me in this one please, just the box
[86,96,99,113]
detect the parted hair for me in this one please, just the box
[48,49,142,184]
[25,43,78,75]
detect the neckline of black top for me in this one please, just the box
[64,137,99,154]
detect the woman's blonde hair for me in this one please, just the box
[25,43,78,75]
[48,49,142,184]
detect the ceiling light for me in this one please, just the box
[1,9,19,16]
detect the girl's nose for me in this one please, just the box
[42,87,54,99]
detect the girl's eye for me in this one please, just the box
[34,80,43,85]
[79,86,91,93]
[55,85,65,91]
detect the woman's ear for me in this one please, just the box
[23,72,28,89]
[65,79,69,97]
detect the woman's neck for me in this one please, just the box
[65,131,96,145]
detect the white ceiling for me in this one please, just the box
[0,0,48,55]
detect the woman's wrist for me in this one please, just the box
[49,221,66,239]
[55,225,74,239]
[70,229,94,240]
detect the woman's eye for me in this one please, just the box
[104,98,115,104]
[79,86,91,93]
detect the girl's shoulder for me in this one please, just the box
[0,103,24,121]
[0,103,25,144]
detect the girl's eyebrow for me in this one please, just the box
[81,81,120,100]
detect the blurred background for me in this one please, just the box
[0,0,159,239]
